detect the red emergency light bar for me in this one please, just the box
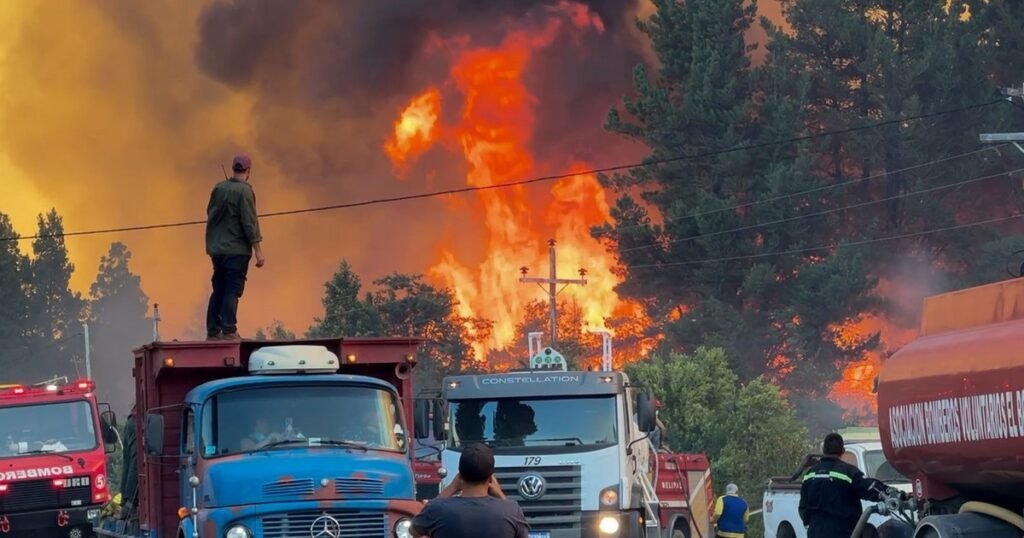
[0,379,95,399]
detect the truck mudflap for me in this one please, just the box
[1,505,100,538]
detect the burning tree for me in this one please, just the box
[598,0,879,397]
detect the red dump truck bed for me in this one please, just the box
[878,278,1024,505]
[130,337,420,538]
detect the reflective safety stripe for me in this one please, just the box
[717,531,745,538]
[829,471,853,483]
[802,471,853,483]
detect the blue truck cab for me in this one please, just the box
[95,337,424,538]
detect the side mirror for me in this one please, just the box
[432,401,446,441]
[100,409,119,431]
[144,413,165,456]
[101,411,120,444]
[413,400,431,439]
[636,393,657,433]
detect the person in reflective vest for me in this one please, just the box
[711,483,748,537]
[799,433,883,538]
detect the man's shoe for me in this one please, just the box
[220,332,242,341]
[205,332,221,341]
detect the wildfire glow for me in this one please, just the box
[830,315,917,422]
[385,6,644,364]
[384,89,442,175]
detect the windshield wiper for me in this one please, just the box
[309,439,369,452]
[18,449,74,462]
[250,439,308,454]
[528,437,585,446]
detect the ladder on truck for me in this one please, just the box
[637,438,661,537]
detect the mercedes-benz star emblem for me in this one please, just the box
[310,514,342,538]
[518,474,546,500]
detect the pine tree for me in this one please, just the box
[26,210,85,380]
[307,261,383,337]
[87,242,151,414]
[599,0,878,393]
[0,213,31,374]
[308,262,491,390]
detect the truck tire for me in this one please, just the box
[777,522,797,538]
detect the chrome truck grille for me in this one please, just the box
[496,465,582,532]
[261,510,386,538]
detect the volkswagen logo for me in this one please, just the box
[310,514,342,538]
[518,474,546,500]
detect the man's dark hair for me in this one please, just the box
[823,433,845,456]
[459,443,495,484]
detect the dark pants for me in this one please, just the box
[808,517,858,538]
[206,254,250,336]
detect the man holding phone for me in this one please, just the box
[411,443,529,538]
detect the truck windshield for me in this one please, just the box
[448,396,617,450]
[863,450,909,482]
[201,385,405,457]
[0,400,98,457]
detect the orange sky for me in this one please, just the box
[1,1,788,341]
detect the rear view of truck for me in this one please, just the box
[875,278,1024,537]
[0,379,119,538]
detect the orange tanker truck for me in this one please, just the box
[871,278,1024,538]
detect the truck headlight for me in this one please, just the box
[598,515,620,535]
[395,518,413,538]
[599,486,619,507]
[225,525,252,538]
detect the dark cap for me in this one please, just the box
[231,154,252,172]
[823,433,845,455]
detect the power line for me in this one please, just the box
[1,98,1009,243]
[628,213,1023,269]
[610,145,1003,235]
[620,166,1024,253]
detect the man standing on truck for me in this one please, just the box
[799,433,882,538]
[205,154,264,340]
[711,483,748,537]
[411,443,529,538]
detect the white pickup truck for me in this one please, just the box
[761,441,911,538]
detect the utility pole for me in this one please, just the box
[519,239,587,347]
[152,303,161,342]
[980,84,1024,156]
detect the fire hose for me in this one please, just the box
[850,504,879,538]
[958,501,1024,532]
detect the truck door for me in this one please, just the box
[179,407,196,509]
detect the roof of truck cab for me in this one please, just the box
[184,373,398,404]
[442,370,627,399]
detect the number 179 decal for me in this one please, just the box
[524,456,542,466]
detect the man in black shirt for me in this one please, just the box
[412,443,529,538]
[799,433,883,538]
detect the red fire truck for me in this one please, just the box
[0,378,120,538]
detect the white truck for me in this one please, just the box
[435,348,714,538]
[762,440,911,538]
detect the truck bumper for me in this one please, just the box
[531,510,644,538]
[0,505,101,537]
[197,498,422,537]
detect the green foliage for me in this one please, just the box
[254,320,297,341]
[308,261,491,390]
[626,347,809,508]
[24,210,86,380]
[0,213,31,373]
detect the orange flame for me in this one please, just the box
[830,315,918,422]
[386,6,647,365]
[384,88,442,176]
